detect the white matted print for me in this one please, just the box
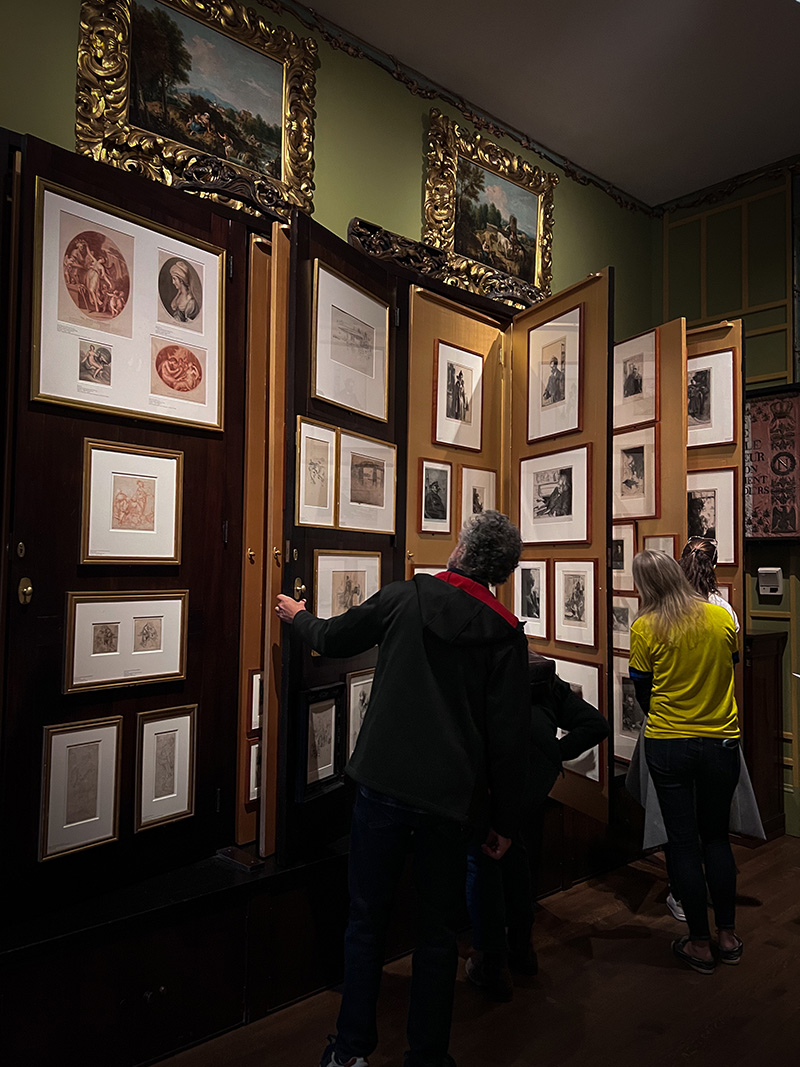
[548,658,602,781]
[420,459,451,534]
[40,717,122,859]
[613,329,657,429]
[687,468,737,564]
[307,698,336,784]
[613,426,658,519]
[554,560,596,648]
[296,418,337,528]
[314,552,381,618]
[643,534,678,559]
[81,439,183,563]
[460,465,497,529]
[65,591,188,693]
[613,655,645,762]
[34,182,223,429]
[611,523,636,593]
[312,262,389,421]
[346,669,375,759]
[520,445,590,544]
[527,305,582,442]
[339,432,396,533]
[413,565,446,577]
[434,341,484,451]
[687,349,735,447]
[136,705,196,830]
[514,560,548,639]
[612,595,638,653]
[248,741,261,802]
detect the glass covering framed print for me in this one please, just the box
[527,305,582,442]
[338,432,397,534]
[312,262,389,421]
[520,445,590,544]
[313,551,381,618]
[613,329,657,429]
[611,523,636,593]
[135,704,196,831]
[687,468,737,564]
[514,560,548,639]
[612,426,658,520]
[419,458,452,534]
[34,182,224,429]
[81,439,183,564]
[433,341,484,451]
[687,349,735,448]
[554,560,596,648]
[296,417,337,529]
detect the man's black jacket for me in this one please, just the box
[292,572,530,836]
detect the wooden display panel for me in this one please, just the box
[405,287,504,573]
[509,271,614,823]
[686,321,745,717]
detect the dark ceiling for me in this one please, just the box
[303,0,800,206]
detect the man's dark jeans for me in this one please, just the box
[644,736,740,941]
[334,786,468,1067]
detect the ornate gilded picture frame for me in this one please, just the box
[423,109,558,301]
[76,0,317,219]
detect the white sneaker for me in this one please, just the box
[666,892,687,923]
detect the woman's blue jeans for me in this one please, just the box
[644,736,740,941]
[334,786,468,1067]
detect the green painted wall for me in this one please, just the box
[0,0,658,341]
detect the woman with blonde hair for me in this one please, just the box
[629,550,743,974]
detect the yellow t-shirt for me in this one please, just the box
[629,602,739,739]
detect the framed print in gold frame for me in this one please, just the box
[135,704,197,831]
[423,109,558,300]
[40,716,122,860]
[295,417,338,529]
[75,0,317,219]
[64,590,189,693]
[313,551,381,619]
[311,261,389,422]
[81,439,184,564]
[33,180,225,429]
[338,431,397,534]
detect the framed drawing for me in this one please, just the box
[547,657,603,781]
[338,432,396,533]
[248,741,261,803]
[687,468,737,564]
[433,341,484,451]
[419,459,452,534]
[611,523,636,593]
[346,668,375,759]
[612,426,658,520]
[135,704,196,830]
[717,583,733,603]
[514,560,548,639]
[643,534,679,559]
[312,262,389,421]
[412,565,445,577]
[297,684,344,799]
[296,418,337,528]
[520,445,590,544]
[76,0,316,219]
[64,590,188,693]
[745,391,800,538]
[34,182,224,429]
[314,551,381,618]
[527,306,582,442]
[459,465,496,530]
[611,595,638,653]
[40,716,122,860]
[613,329,658,429]
[81,439,183,564]
[613,655,645,763]
[554,560,596,648]
[688,349,735,448]
[422,109,558,298]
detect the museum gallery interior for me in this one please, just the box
[1,1,800,1065]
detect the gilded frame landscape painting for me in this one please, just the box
[76,0,317,218]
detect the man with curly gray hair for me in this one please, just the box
[276,510,529,1067]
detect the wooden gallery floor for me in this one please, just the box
[160,836,800,1067]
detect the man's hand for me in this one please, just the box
[275,594,307,624]
[481,828,511,861]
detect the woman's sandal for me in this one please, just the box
[718,934,744,965]
[671,935,716,974]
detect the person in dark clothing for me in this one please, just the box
[465,650,609,1000]
[275,511,530,1067]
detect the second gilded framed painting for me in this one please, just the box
[34,182,224,429]
[81,439,183,564]
[312,262,389,422]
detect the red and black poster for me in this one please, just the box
[745,392,800,537]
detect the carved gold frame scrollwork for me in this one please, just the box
[76,0,317,219]
[423,109,558,299]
